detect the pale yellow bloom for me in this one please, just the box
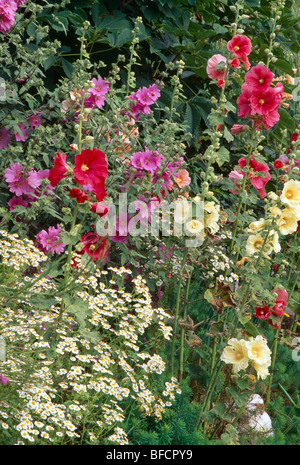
[185,219,204,235]
[245,233,266,256]
[220,338,249,373]
[268,230,281,254]
[267,192,278,201]
[248,219,265,232]
[246,230,280,256]
[252,361,270,380]
[280,179,300,212]
[204,201,220,235]
[269,206,282,218]
[277,208,299,235]
[245,335,271,367]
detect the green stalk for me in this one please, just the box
[178,268,192,382]
[266,326,280,407]
[171,248,187,377]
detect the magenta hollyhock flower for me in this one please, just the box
[0,0,17,33]
[206,54,227,81]
[0,126,11,149]
[237,83,252,118]
[227,35,252,58]
[28,112,42,129]
[250,87,280,115]
[36,224,65,255]
[128,84,160,118]
[14,122,29,141]
[262,108,280,130]
[4,163,40,197]
[131,148,163,174]
[0,374,8,385]
[148,83,161,101]
[8,195,29,211]
[4,162,23,183]
[135,86,157,105]
[230,124,245,135]
[245,64,274,92]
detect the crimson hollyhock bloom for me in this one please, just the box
[48,152,69,187]
[238,156,271,198]
[69,188,89,203]
[255,305,271,320]
[80,232,109,262]
[237,83,252,118]
[74,148,108,201]
[274,159,284,169]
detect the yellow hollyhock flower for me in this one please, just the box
[220,338,249,373]
[204,201,220,235]
[280,179,300,212]
[245,335,271,366]
[277,208,299,235]
[185,219,204,235]
[248,219,265,232]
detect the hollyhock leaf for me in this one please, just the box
[62,58,74,78]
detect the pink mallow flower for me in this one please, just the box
[0,0,17,34]
[28,112,42,129]
[173,169,191,188]
[238,156,270,198]
[14,122,29,142]
[130,147,163,174]
[206,54,227,81]
[244,64,274,92]
[4,163,41,197]
[128,83,160,118]
[36,224,65,255]
[227,35,252,69]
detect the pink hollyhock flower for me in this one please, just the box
[4,162,23,183]
[255,305,271,320]
[130,151,144,170]
[36,224,65,255]
[227,35,252,58]
[173,169,191,188]
[130,148,163,174]
[148,83,161,101]
[274,288,288,307]
[262,108,280,130]
[0,0,17,33]
[206,54,227,81]
[8,195,29,211]
[90,202,110,217]
[250,87,280,115]
[48,152,69,187]
[128,83,160,118]
[237,83,252,118]
[14,122,29,141]
[238,156,271,198]
[0,126,11,149]
[231,124,245,135]
[28,112,42,129]
[244,64,274,92]
[229,58,241,69]
[228,169,244,194]
[4,163,40,197]
[136,86,157,105]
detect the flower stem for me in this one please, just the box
[178,267,192,382]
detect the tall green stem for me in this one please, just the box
[178,268,192,382]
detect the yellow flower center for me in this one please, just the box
[81,164,89,172]
[234,45,240,51]
[259,98,265,105]
[285,190,293,199]
[259,78,264,83]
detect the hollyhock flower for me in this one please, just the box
[173,169,191,188]
[255,305,271,320]
[4,162,23,183]
[148,83,161,101]
[0,0,17,33]
[14,122,29,141]
[28,112,42,129]
[220,338,249,373]
[136,86,157,105]
[231,124,245,135]
[274,288,288,307]
[69,188,88,204]
[80,232,109,262]
[246,229,280,256]
[238,156,271,198]
[250,87,279,116]
[48,152,69,187]
[110,214,130,243]
[128,83,160,118]
[228,169,244,194]
[271,303,284,317]
[0,126,11,149]
[74,148,108,187]
[245,335,271,367]
[245,64,274,92]
[90,202,110,217]
[0,374,7,385]
[280,179,300,212]
[229,58,241,69]
[248,219,265,232]
[206,54,227,81]
[237,83,252,118]
[227,35,252,59]
[8,195,29,211]
[36,224,65,255]
[130,148,163,174]
[274,159,284,169]
[252,361,270,380]
[204,201,220,235]
[276,208,299,235]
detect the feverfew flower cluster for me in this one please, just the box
[0,233,180,444]
[221,335,272,380]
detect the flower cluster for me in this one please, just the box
[229,155,271,199]
[237,64,284,130]
[36,224,65,256]
[255,287,289,329]
[221,335,272,380]
[128,83,161,118]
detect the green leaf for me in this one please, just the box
[61,58,74,78]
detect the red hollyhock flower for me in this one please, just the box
[297,220,300,234]
[274,160,284,169]
[48,152,69,187]
[255,305,271,320]
[237,83,252,118]
[90,202,110,217]
[272,303,284,317]
[274,288,288,307]
[80,232,109,262]
[74,148,108,201]
[227,35,252,58]
[238,156,271,198]
[245,64,274,92]
[69,188,88,203]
